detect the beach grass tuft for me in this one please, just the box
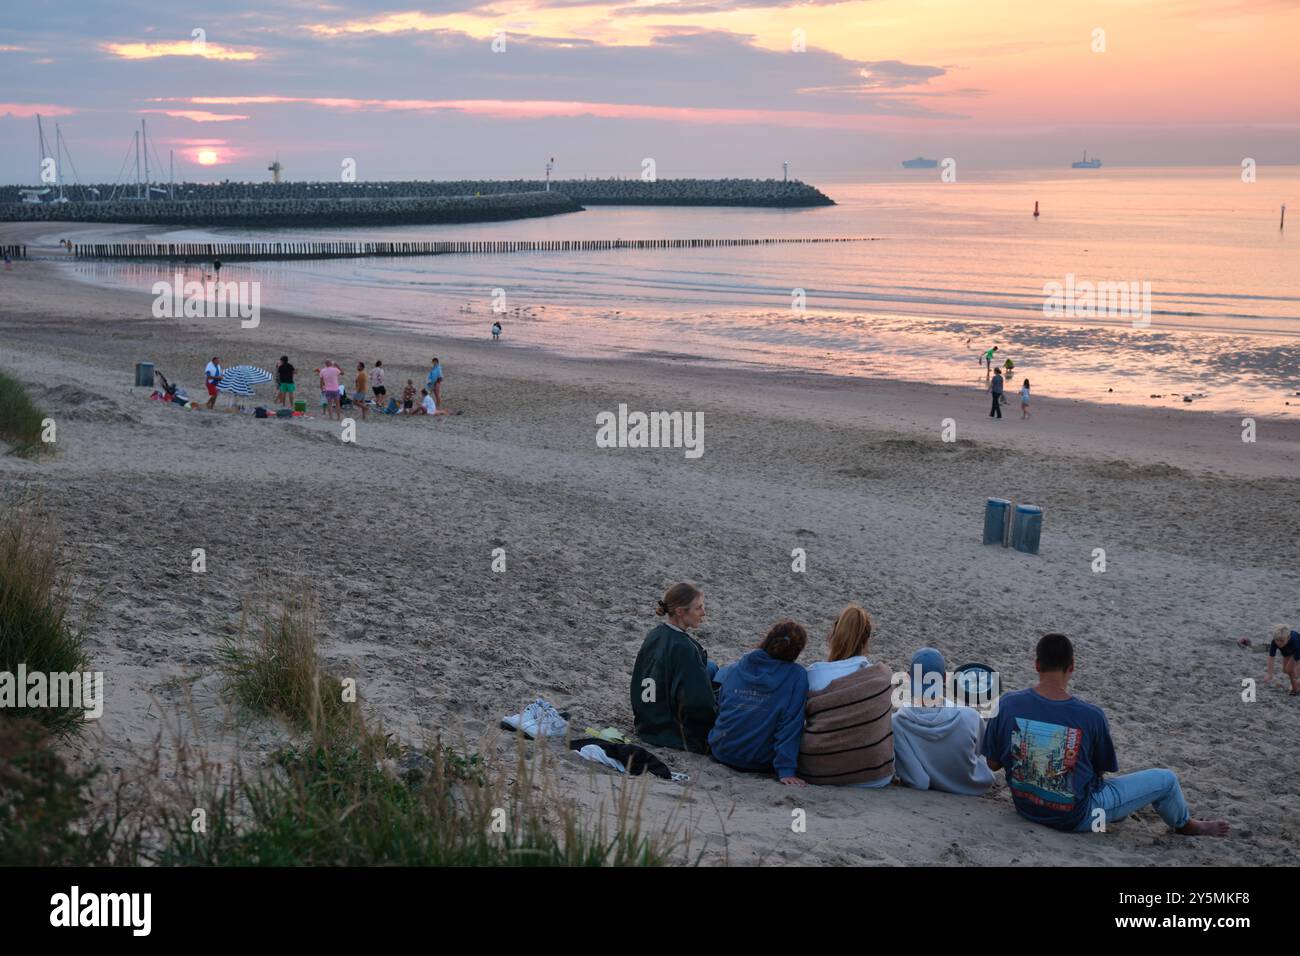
[0,371,49,457]
[217,584,355,739]
[0,500,89,735]
[151,732,673,866]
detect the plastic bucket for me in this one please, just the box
[983,498,1012,546]
[294,400,307,413]
[1012,504,1043,554]
[134,362,155,387]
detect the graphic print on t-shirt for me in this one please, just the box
[1008,718,1082,811]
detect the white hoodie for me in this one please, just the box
[891,701,994,795]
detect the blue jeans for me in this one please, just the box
[1073,768,1190,832]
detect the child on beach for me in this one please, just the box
[1265,624,1300,695]
[1020,378,1031,419]
[492,321,502,341]
[402,380,416,414]
[708,620,810,786]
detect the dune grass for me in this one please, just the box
[4,562,677,866]
[217,585,355,740]
[0,371,49,457]
[0,500,88,736]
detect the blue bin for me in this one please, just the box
[134,361,155,387]
[1012,504,1043,554]
[983,498,1011,546]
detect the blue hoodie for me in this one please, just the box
[708,649,809,779]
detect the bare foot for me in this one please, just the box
[1175,819,1229,837]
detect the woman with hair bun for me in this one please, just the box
[630,582,718,753]
[708,620,810,785]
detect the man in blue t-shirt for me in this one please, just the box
[982,634,1229,837]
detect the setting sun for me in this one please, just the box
[196,149,219,165]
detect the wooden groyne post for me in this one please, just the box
[70,236,876,262]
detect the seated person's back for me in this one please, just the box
[798,604,895,787]
[892,647,994,795]
[708,621,809,782]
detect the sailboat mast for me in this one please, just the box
[36,114,49,184]
[55,124,65,201]
[142,120,150,201]
[169,149,174,201]
[134,130,141,199]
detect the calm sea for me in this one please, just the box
[64,167,1299,414]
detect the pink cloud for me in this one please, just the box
[0,103,77,118]
[140,109,250,123]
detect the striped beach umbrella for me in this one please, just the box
[217,364,274,396]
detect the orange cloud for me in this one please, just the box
[101,40,259,61]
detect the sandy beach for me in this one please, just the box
[2,222,1298,867]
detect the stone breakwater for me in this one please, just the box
[1,178,834,211]
[0,191,581,226]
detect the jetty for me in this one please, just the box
[0,192,581,227]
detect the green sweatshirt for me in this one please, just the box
[630,623,718,753]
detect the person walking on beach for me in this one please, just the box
[982,633,1229,838]
[353,362,369,421]
[1019,378,1031,419]
[204,356,222,410]
[319,360,342,421]
[371,360,386,405]
[427,357,444,407]
[989,368,1004,419]
[631,582,718,753]
[491,321,502,342]
[1265,624,1300,695]
[984,346,999,380]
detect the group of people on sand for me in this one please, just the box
[631,581,1231,838]
[981,345,1031,420]
[271,355,453,421]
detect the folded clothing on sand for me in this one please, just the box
[569,738,681,780]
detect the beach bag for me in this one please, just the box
[254,407,268,419]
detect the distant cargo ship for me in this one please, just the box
[901,157,939,169]
[1071,151,1102,169]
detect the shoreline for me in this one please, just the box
[0,234,1295,480]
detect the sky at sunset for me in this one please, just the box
[2,0,1298,183]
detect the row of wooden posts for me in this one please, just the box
[70,236,874,262]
